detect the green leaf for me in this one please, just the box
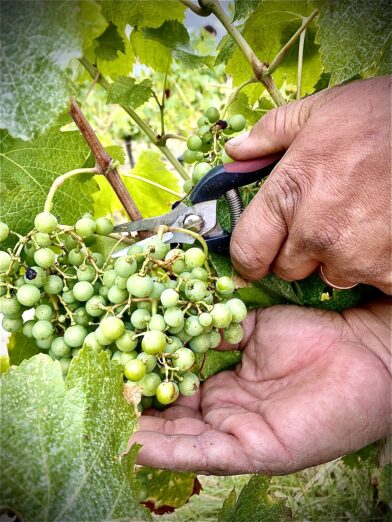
[313,0,392,83]
[172,50,214,69]
[226,1,323,96]
[194,350,242,381]
[131,29,172,73]
[142,20,191,51]
[0,1,82,140]
[218,475,286,522]
[215,35,236,66]
[92,235,130,259]
[107,77,153,108]
[136,468,200,514]
[233,0,262,21]
[94,21,125,61]
[98,36,136,79]
[79,0,108,50]
[105,145,126,165]
[0,127,97,239]
[7,332,39,366]
[0,346,151,521]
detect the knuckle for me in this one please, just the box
[301,222,343,256]
[267,163,309,222]
[230,234,268,279]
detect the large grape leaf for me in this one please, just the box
[218,475,286,522]
[313,0,392,84]
[0,346,151,521]
[94,21,125,61]
[0,1,105,140]
[233,0,263,21]
[0,127,97,239]
[130,29,172,73]
[226,1,323,96]
[107,77,153,108]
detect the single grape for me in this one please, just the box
[224,323,244,344]
[51,337,71,358]
[216,276,235,296]
[36,336,54,350]
[197,115,209,127]
[160,288,179,308]
[90,252,105,269]
[221,149,234,164]
[34,232,51,247]
[83,332,103,351]
[131,309,151,330]
[43,275,64,294]
[173,347,195,372]
[165,248,186,274]
[64,236,77,251]
[71,348,81,358]
[85,295,106,317]
[225,298,247,323]
[76,265,96,282]
[114,256,137,278]
[16,284,41,306]
[115,330,137,352]
[164,335,183,353]
[137,301,152,312]
[199,312,212,327]
[211,303,232,328]
[35,304,54,321]
[137,352,157,373]
[24,266,47,287]
[138,372,161,397]
[99,285,109,299]
[73,281,94,302]
[202,131,213,145]
[185,279,206,302]
[165,278,178,290]
[2,317,23,332]
[156,381,179,405]
[163,307,184,328]
[74,307,91,327]
[205,107,220,123]
[189,333,210,352]
[0,222,10,242]
[59,358,72,377]
[95,217,114,236]
[62,289,76,305]
[150,280,165,299]
[32,320,54,340]
[113,276,127,290]
[187,135,202,151]
[197,124,211,137]
[179,372,200,397]
[75,217,96,238]
[182,150,199,164]
[68,249,85,267]
[185,247,206,269]
[127,243,144,258]
[0,295,22,317]
[23,242,37,261]
[184,316,204,337]
[102,269,117,287]
[192,162,210,184]
[142,330,166,355]
[143,238,169,260]
[228,114,246,132]
[127,274,153,298]
[209,329,221,348]
[191,267,208,281]
[22,319,36,337]
[124,359,147,381]
[34,212,58,234]
[100,316,125,341]
[148,314,166,332]
[64,325,88,348]
[177,328,192,343]
[167,321,185,335]
[119,351,137,366]
[0,251,12,272]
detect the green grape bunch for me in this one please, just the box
[182,107,247,193]
[0,212,247,409]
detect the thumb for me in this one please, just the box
[225,92,323,160]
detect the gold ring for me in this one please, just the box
[319,265,359,290]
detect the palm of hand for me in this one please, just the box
[133,305,390,475]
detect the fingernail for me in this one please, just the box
[227,131,250,146]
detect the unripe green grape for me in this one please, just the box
[226,298,247,323]
[108,286,128,304]
[35,304,54,321]
[160,288,179,308]
[64,236,77,251]
[211,303,232,328]
[34,212,58,233]
[90,252,104,269]
[119,351,138,366]
[59,358,72,377]
[36,336,54,350]
[24,266,47,288]
[156,381,179,405]
[127,274,153,297]
[115,276,128,290]
[23,242,37,261]
[95,217,114,236]
[151,280,165,299]
[100,316,125,341]
[183,180,194,195]
[0,295,22,316]
[62,289,76,305]
[137,352,157,373]
[142,330,166,355]
[178,271,192,291]
[71,348,81,358]
[76,265,96,282]
[85,295,106,317]
[167,321,185,335]
[34,232,51,247]
[111,350,122,363]
[192,162,210,184]
[73,281,94,302]
[197,115,209,127]
[102,269,117,287]
[223,126,234,136]
[191,267,208,281]
[137,301,152,312]
[148,314,166,332]
[0,222,10,242]
[143,238,169,260]
[187,134,202,151]
[16,284,41,307]
[83,332,103,351]
[165,278,178,290]
[221,149,234,164]
[99,285,109,299]
[173,347,195,372]
[138,372,161,397]
[165,248,186,274]
[216,276,235,296]
[197,124,211,137]
[209,329,221,348]
[114,256,137,278]
[189,333,210,352]
[127,243,144,258]
[164,335,183,353]
[185,279,206,302]
[74,307,91,327]
[179,372,200,397]
[83,235,96,247]
[131,309,151,330]
[124,359,147,381]
[140,396,153,411]
[32,320,54,340]
[2,316,23,332]
[203,324,213,334]
[51,337,71,358]
[116,330,138,352]
[202,131,213,145]
[228,114,246,132]
[185,248,206,269]
[44,275,63,294]
[68,249,84,267]
[184,316,204,337]
[22,319,36,337]
[182,150,198,164]
[0,251,12,272]
[199,312,212,327]
[64,325,87,348]
[75,217,96,238]
[205,107,220,123]
[224,323,244,344]
[163,307,184,328]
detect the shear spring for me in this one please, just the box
[225,188,244,230]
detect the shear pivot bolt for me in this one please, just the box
[183,214,203,232]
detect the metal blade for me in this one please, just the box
[113,203,189,233]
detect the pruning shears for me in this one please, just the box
[113,154,282,255]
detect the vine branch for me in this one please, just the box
[69,97,143,222]
[179,0,211,16]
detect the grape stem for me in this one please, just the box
[121,173,183,198]
[221,78,258,118]
[44,168,98,213]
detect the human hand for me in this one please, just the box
[131,302,391,475]
[225,76,391,294]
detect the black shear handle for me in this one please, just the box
[190,153,282,205]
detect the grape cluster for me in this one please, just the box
[182,107,247,193]
[0,213,247,408]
